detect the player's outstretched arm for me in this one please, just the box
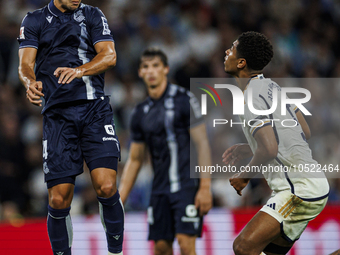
[18,48,44,106]
[190,123,213,216]
[54,41,117,84]
[296,110,311,140]
[222,143,253,165]
[119,142,146,204]
[229,125,278,196]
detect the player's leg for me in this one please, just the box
[261,235,294,255]
[176,234,196,255]
[47,180,76,255]
[43,106,84,255]
[234,190,328,255]
[90,165,124,255]
[148,194,175,255]
[154,240,173,255]
[172,188,203,255]
[233,211,282,255]
[81,97,124,254]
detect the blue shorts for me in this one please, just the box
[42,96,120,184]
[147,187,203,241]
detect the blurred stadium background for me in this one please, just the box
[0,0,339,254]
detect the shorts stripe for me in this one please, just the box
[284,204,298,218]
[279,196,303,218]
[278,197,294,214]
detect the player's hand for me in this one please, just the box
[54,67,84,84]
[26,81,44,106]
[195,187,213,216]
[229,172,250,196]
[222,143,253,165]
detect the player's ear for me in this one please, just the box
[237,58,246,69]
[163,66,169,76]
[138,68,143,78]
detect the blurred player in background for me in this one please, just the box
[18,0,124,254]
[119,48,212,255]
[222,31,329,255]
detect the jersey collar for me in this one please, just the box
[250,74,264,80]
[149,82,171,102]
[244,74,264,92]
[48,0,77,17]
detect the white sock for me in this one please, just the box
[108,252,123,255]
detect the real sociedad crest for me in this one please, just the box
[74,10,85,22]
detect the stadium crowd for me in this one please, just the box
[0,0,340,219]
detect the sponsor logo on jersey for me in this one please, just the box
[46,16,53,23]
[19,27,25,39]
[102,137,118,142]
[104,125,115,135]
[101,17,111,35]
[74,10,85,22]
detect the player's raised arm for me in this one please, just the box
[119,142,146,204]
[296,110,311,140]
[18,47,44,106]
[190,123,213,216]
[54,41,117,84]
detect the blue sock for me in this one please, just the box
[97,190,124,254]
[47,205,72,255]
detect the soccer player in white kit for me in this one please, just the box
[222,31,329,255]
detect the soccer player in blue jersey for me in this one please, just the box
[18,1,124,254]
[119,48,212,255]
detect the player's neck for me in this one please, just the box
[148,79,168,100]
[235,70,262,91]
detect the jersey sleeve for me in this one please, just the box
[17,13,40,49]
[291,104,300,113]
[89,7,114,45]
[245,83,277,137]
[184,91,204,128]
[130,107,145,142]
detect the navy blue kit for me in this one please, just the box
[18,1,120,185]
[18,2,124,254]
[130,83,204,240]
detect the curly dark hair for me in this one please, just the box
[139,47,168,67]
[236,31,273,71]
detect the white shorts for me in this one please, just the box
[260,190,328,242]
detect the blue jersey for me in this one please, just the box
[18,1,114,113]
[130,84,203,195]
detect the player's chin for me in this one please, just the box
[70,4,80,10]
[224,63,228,72]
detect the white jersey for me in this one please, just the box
[240,74,329,200]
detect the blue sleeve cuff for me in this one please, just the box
[93,36,114,46]
[19,40,39,49]
[251,121,272,137]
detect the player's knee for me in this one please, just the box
[96,181,116,198]
[49,194,71,209]
[177,235,195,255]
[233,236,253,255]
[178,242,194,255]
[154,241,172,255]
